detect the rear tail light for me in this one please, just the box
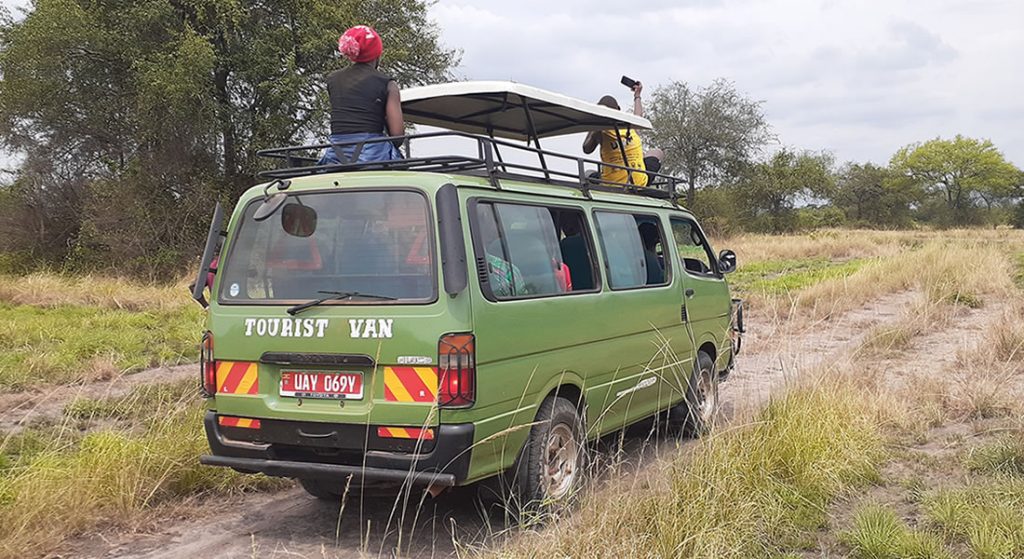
[200,331,216,397]
[438,333,475,408]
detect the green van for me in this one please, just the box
[195,82,743,504]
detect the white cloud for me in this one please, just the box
[429,0,1024,166]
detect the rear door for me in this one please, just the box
[209,187,461,431]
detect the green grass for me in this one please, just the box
[0,303,202,390]
[925,481,1024,558]
[0,382,284,558]
[730,257,869,295]
[840,504,949,559]
[1013,253,1024,290]
[966,434,1024,478]
[493,377,885,558]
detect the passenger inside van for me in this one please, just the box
[557,212,594,290]
[637,221,664,284]
[476,205,528,297]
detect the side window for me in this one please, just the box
[554,209,598,291]
[670,218,717,276]
[474,202,582,299]
[594,211,670,289]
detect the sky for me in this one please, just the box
[1,0,1021,169]
[428,0,1024,167]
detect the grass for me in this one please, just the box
[0,302,202,389]
[488,375,884,558]
[925,482,1024,558]
[965,434,1024,478]
[0,381,284,558]
[2,229,1022,556]
[729,257,868,296]
[858,299,956,355]
[0,272,195,312]
[763,241,1015,321]
[840,504,949,559]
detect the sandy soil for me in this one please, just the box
[0,364,195,434]
[43,291,1008,559]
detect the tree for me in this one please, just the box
[0,0,458,273]
[832,162,917,228]
[733,149,834,233]
[889,135,1020,226]
[646,79,774,205]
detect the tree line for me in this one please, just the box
[0,0,457,277]
[646,80,1024,235]
[1,1,1021,278]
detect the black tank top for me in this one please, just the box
[327,64,392,135]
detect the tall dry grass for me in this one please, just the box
[757,241,1015,322]
[0,382,282,558]
[483,229,1024,559]
[721,228,1024,265]
[0,272,195,312]
[483,374,884,559]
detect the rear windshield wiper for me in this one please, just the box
[287,290,397,315]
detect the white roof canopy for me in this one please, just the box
[400,81,652,142]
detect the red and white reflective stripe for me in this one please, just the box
[377,426,434,440]
[216,361,259,395]
[218,416,262,429]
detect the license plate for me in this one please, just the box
[279,371,363,400]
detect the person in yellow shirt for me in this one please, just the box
[582,81,648,187]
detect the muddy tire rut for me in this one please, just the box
[46,292,1007,559]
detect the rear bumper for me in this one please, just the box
[200,411,474,486]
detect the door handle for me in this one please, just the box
[685,288,695,298]
[297,429,337,439]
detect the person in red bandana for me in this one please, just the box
[319,25,405,165]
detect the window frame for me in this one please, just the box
[591,208,673,292]
[467,197,603,302]
[216,186,439,307]
[669,215,723,280]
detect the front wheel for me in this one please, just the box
[672,351,719,437]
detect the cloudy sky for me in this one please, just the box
[430,0,1024,167]
[1,0,1021,169]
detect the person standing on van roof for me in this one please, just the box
[582,81,648,187]
[318,25,404,166]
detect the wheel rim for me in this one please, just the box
[543,423,578,500]
[697,368,719,426]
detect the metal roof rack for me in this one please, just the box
[257,131,684,202]
[257,82,686,202]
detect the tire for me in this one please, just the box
[672,351,719,438]
[510,396,586,507]
[297,477,349,502]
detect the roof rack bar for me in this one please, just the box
[256,130,687,200]
[577,158,592,199]
[480,139,500,189]
[519,99,551,182]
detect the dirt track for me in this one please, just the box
[41,291,1006,558]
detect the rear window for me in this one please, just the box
[217,190,435,303]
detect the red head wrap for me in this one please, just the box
[338,25,383,63]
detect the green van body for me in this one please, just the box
[200,170,736,488]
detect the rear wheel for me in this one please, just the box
[298,477,349,502]
[673,351,719,437]
[511,396,586,507]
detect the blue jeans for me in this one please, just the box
[317,133,403,165]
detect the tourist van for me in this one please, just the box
[193,82,743,504]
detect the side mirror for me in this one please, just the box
[718,249,737,274]
[281,203,317,237]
